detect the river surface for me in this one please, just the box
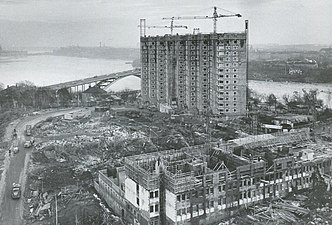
[0,55,138,91]
[0,55,331,107]
[249,80,332,108]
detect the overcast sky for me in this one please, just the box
[0,0,331,48]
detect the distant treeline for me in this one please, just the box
[52,46,139,61]
[249,61,332,83]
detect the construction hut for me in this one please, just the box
[82,86,107,106]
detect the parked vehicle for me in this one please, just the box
[13,146,19,153]
[13,129,17,138]
[24,141,32,148]
[11,183,21,199]
[25,125,32,136]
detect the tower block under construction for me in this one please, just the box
[140,21,248,115]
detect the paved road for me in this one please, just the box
[0,108,82,225]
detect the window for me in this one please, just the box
[150,192,154,198]
[150,206,154,213]
[155,191,159,198]
[177,195,181,201]
[155,204,159,212]
[137,198,140,206]
[177,209,181,216]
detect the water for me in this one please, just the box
[0,55,139,91]
[0,55,331,107]
[249,80,332,108]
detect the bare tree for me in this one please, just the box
[16,80,35,87]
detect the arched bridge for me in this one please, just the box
[45,68,141,91]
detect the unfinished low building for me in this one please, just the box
[95,128,332,225]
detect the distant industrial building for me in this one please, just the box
[140,21,248,116]
[95,128,332,225]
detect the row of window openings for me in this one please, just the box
[219,103,238,107]
[177,186,228,202]
[149,190,159,198]
[141,48,240,57]
[218,68,239,73]
[217,58,238,64]
[219,92,238,96]
[150,94,166,98]
[143,64,238,72]
[217,57,239,62]
[143,40,240,47]
[218,63,238,68]
[220,108,238,113]
[218,51,239,56]
[178,81,209,86]
[142,64,238,73]
[219,80,238,84]
[218,97,238,101]
[143,71,238,79]
[219,73,238,78]
[149,204,159,213]
[142,49,240,58]
[176,200,223,216]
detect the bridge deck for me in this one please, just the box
[45,68,141,90]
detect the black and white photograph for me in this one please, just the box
[0,0,331,224]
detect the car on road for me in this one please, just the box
[24,141,32,148]
[13,146,19,154]
[11,183,21,199]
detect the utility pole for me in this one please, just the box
[55,194,58,225]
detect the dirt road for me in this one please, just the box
[0,108,82,225]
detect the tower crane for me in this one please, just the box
[138,18,188,36]
[162,6,241,33]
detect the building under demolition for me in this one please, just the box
[140,21,248,116]
[95,128,332,225]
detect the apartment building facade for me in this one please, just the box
[140,21,248,116]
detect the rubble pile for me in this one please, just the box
[25,184,104,225]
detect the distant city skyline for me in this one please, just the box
[0,0,331,48]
